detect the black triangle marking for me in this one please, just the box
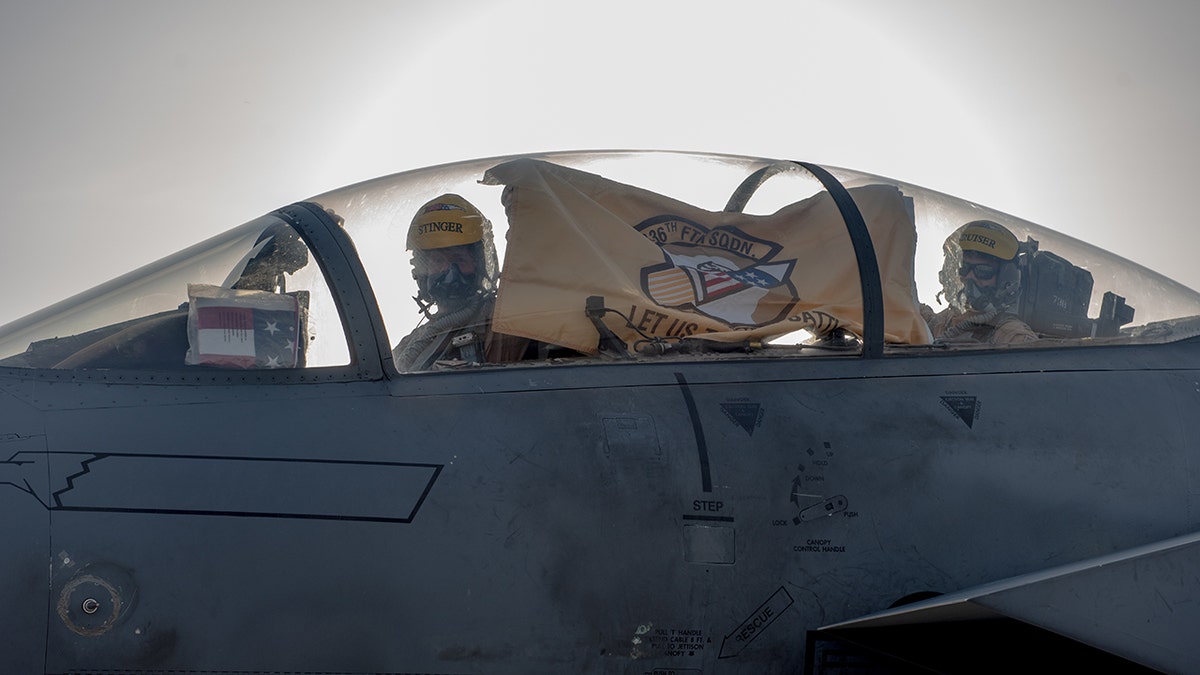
[721,402,761,436]
[941,396,978,428]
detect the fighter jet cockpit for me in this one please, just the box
[0,216,351,371]
[2,150,1200,376]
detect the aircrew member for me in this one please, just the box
[926,220,1038,344]
[392,194,500,370]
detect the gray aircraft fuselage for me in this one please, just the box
[3,337,1195,673]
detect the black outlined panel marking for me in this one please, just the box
[8,452,441,523]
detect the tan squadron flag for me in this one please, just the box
[482,159,931,354]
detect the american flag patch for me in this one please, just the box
[186,284,300,368]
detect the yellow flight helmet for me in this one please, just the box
[407,194,486,251]
[958,220,1019,261]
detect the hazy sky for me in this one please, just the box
[2,0,1198,326]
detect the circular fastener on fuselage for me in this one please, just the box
[57,575,121,636]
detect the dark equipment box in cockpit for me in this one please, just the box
[1018,249,1095,338]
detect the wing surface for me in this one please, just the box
[815,531,1200,673]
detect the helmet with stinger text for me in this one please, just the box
[407,194,498,311]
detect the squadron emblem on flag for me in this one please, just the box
[636,215,800,327]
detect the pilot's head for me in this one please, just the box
[407,194,498,311]
[942,220,1022,313]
